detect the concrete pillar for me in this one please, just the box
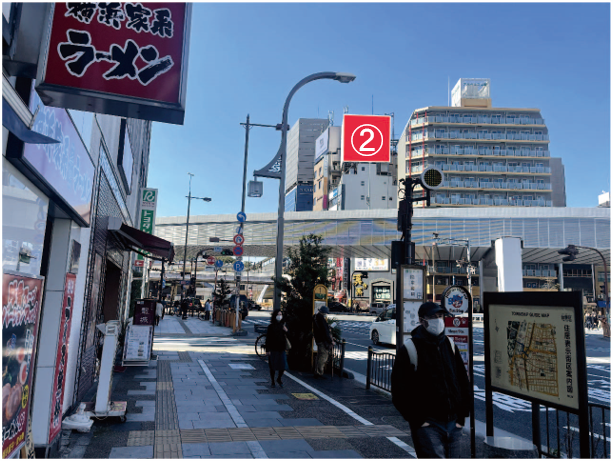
[31,218,72,447]
[558,263,564,290]
[494,237,523,292]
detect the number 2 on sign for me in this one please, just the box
[359,128,375,152]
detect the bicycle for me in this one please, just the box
[254,324,268,359]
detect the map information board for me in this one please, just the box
[488,304,579,410]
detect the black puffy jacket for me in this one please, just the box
[391,325,471,431]
[266,322,287,352]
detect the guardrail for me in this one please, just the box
[366,347,396,392]
[537,402,610,458]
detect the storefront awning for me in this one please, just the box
[108,217,174,261]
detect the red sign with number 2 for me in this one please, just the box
[342,114,391,163]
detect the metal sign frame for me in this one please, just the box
[396,264,426,347]
[483,291,589,457]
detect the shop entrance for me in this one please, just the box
[102,260,122,322]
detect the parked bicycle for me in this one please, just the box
[254,324,268,359]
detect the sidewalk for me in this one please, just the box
[58,316,476,459]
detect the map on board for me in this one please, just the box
[506,320,558,397]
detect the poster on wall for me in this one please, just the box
[487,302,581,411]
[48,273,76,443]
[2,271,44,459]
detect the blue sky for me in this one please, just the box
[148,2,610,218]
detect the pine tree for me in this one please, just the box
[213,278,231,308]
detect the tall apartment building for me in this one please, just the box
[398,78,566,208]
[284,118,329,211]
[314,126,398,211]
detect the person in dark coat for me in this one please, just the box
[391,302,471,458]
[181,298,188,320]
[266,309,288,388]
[312,306,335,379]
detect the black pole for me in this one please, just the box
[366,346,372,389]
[158,259,165,302]
[531,402,541,457]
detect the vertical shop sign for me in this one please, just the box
[2,272,44,459]
[135,188,157,266]
[48,273,76,443]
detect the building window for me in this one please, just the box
[361,181,365,186]
[361,195,365,200]
[362,167,366,171]
[382,196,386,200]
[389,197,393,200]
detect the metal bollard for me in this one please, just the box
[340,339,346,379]
[366,346,372,390]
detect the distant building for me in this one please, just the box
[598,191,610,208]
[284,118,329,211]
[313,126,398,211]
[398,78,567,208]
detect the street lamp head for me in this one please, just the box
[334,73,357,84]
[202,197,212,202]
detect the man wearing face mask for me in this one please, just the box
[391,302,470,458]
[312,306,335,379]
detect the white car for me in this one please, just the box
[369,305,397,346]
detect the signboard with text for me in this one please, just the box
[342,114,391,163]
[136,188,157,265]
[2,272,44,459]
[399,265,426,339]
[445,316,469,373]
[48,273,76,443]
[36,3,192,125]
[484,292,587,413]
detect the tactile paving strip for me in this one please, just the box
[154,362,182,458]
[178,425,408,443]
[178,351,191,362]
[127,430,155,447]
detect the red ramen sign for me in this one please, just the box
[36,3,192,125]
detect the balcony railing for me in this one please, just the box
[441,181,552,191]
[410,115,545,127]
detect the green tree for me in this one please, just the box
[213,278,231,308]
[274,234,330,370]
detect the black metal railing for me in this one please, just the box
[536,403,610,458]
[330,339,346,377]
[366,346,396,392]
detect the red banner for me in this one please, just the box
[2,272,44,459]
[48,273,76,443]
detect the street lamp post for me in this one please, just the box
[272,72,356,312]
[181,173,211,302]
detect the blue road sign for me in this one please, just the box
[215,259,223,268]
[237,212,247,223]
[233,246,244,257]
[233,261,244,272]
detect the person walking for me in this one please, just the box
[312,306,335,379]
[181,297,188,320]
[391,301,471,459]
[204,299,211,321]
[155,300,163,326]
[266,309,288,388]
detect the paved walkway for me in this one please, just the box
[58,316,475,459]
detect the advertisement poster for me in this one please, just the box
[123,325,153,363]
[488,304,579,410]
[2,272,44,459]
[443,286,470,316]
[445,316,469,372]
[48,273,76,443]
[355,258,389,272]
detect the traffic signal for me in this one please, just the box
[558,245,579,262]
[221,249,233,256]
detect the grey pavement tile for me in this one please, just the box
[311,450,363,458]
[201,455,254,459]
[126,413,155,422]
[191,419,237,429]
[135,401,156,407]
[109,446,153,458]
[179,420,194,429]
[127,390,156,395]
[215,405,227,412]
[208,442,251,455]
[175,404,215,412]
[254,394,290,399]
[279,418,323,427]
[267,451,313,458]
[197,410,226,418]
[258,439,314,453]
[177,412,201,421]
[241,418,284,427]
[183,457,202,459]
[232,405,256,412]
[252,404,293,412]
[182,443,211,457]
[237,411,281,419]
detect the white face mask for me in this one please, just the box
[424,317,445,336]
[276,315,282,322]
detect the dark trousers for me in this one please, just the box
[155,315,160,326]
[412,420,463,458]
[205,311,210,321]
